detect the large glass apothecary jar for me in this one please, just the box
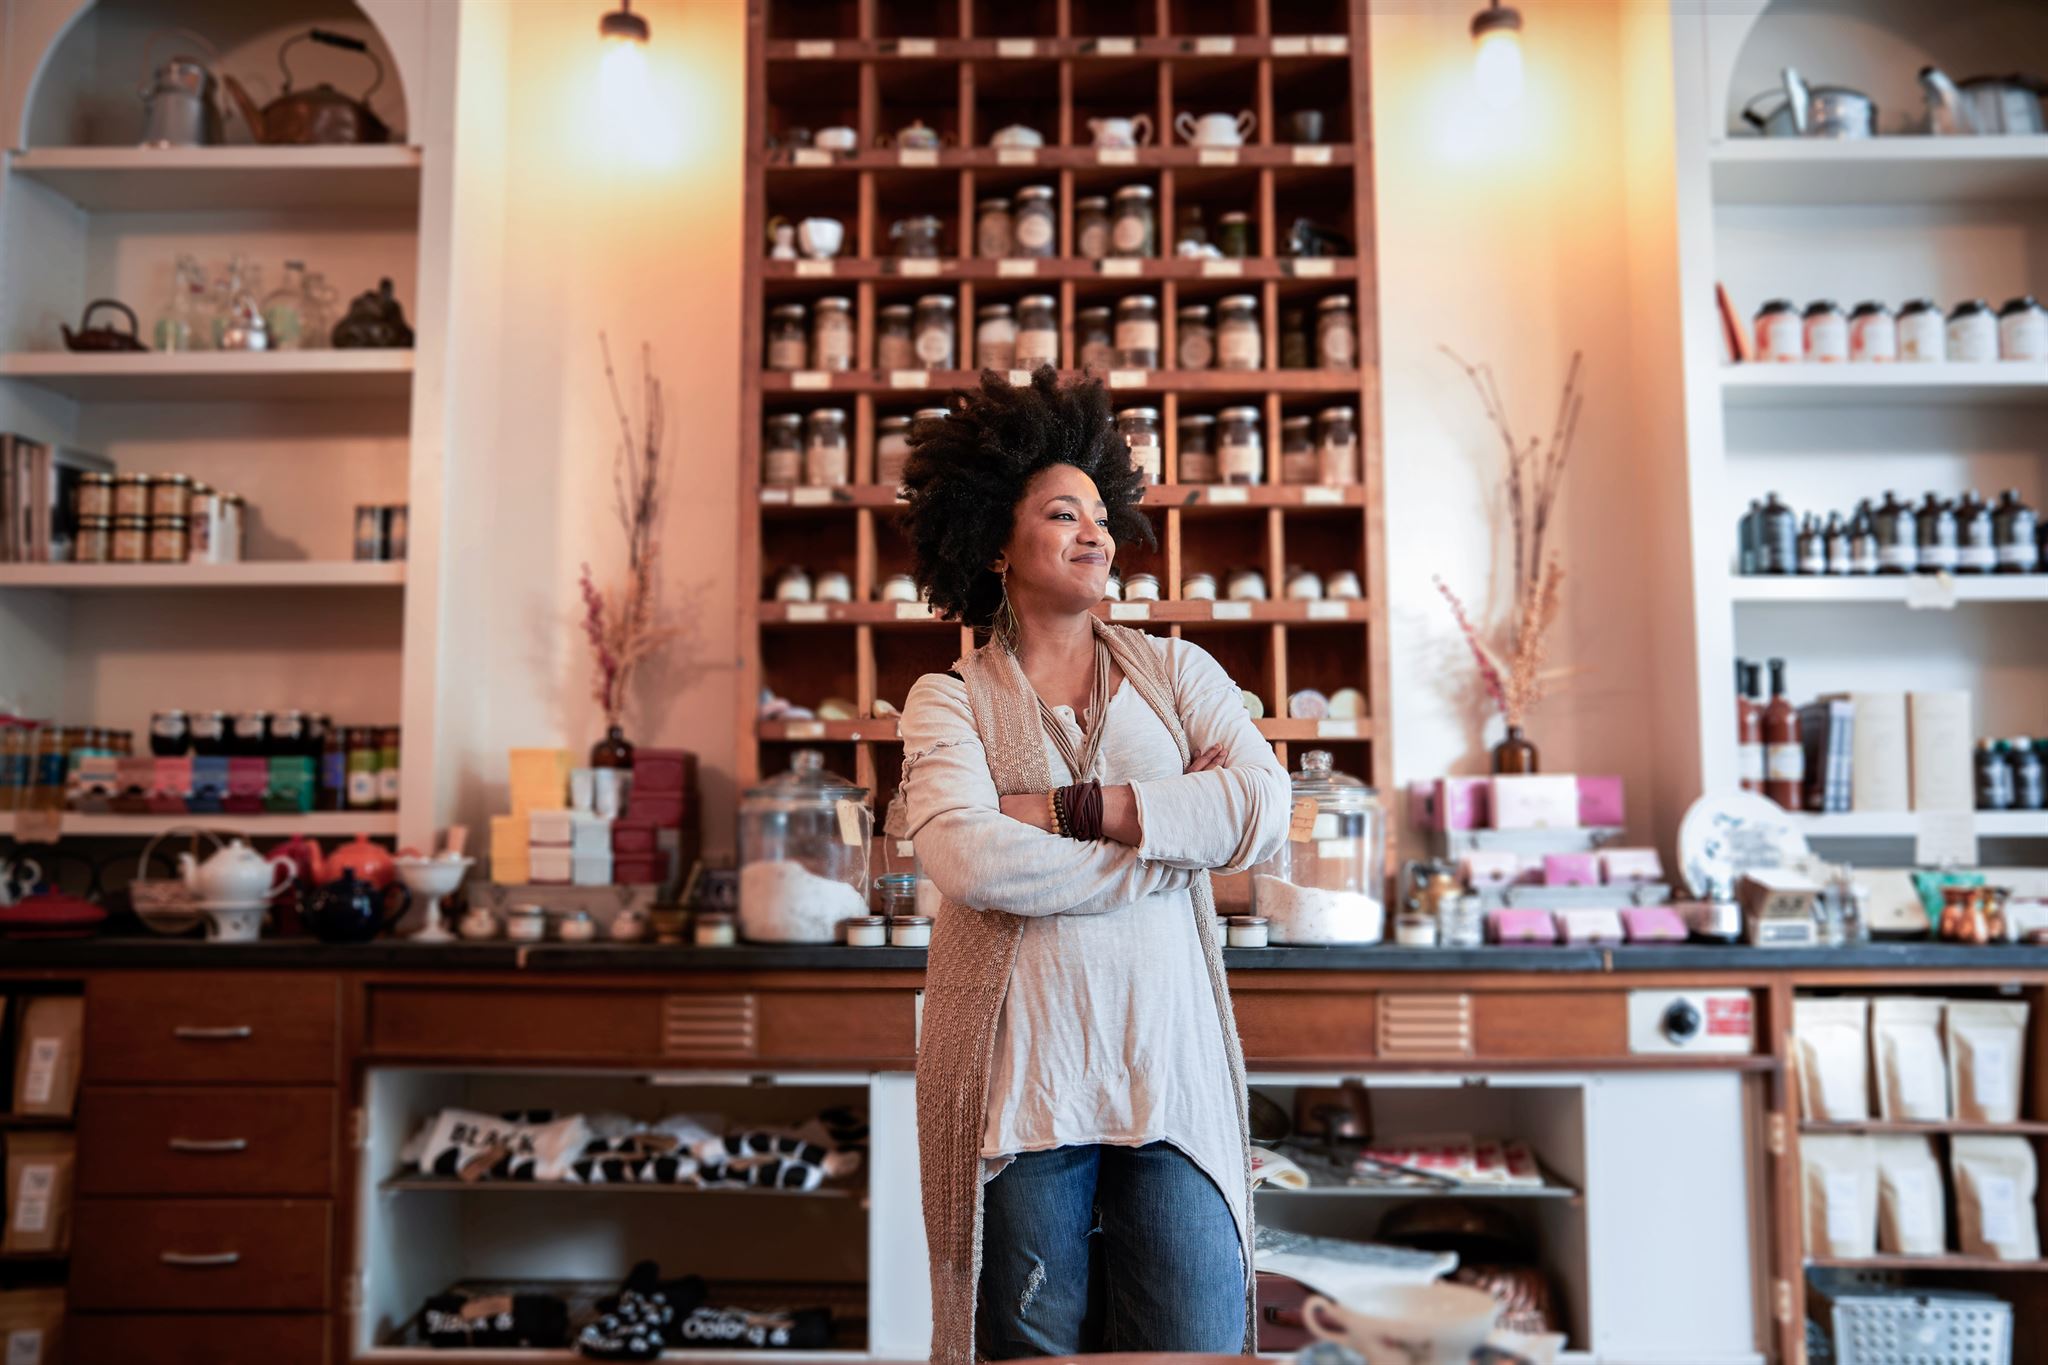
[1249,750,1384,944]
[738,749,873,943]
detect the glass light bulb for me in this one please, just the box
[1473,26,1525,109]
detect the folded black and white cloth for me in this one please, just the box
[420,1290,569,1349]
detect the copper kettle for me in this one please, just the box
[223,29,391,146]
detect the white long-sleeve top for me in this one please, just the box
[897,635,1292,1243]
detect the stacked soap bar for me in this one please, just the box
[68,754,316,815]
[488,746,699,888]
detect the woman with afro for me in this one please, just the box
[891,367,1292,1361]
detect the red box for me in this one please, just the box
[630,747,695,794]
[611,819,660,855]
[626,795,685,830]
[227,757,269,799]
[613,856,664,885]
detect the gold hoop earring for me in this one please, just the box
[993,566,1020,651]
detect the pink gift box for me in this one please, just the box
[1621,907,1687,943]
[1409,777,1491,832]
[1577,775,1625,827]
[1489,908,1558,945]
[1460,850,1522,888]
[1543,853,1599,888]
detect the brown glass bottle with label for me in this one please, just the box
[1763,657,1804,810]
[1736,660,1764,794]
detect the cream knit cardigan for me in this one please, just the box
[914,616,1257,1363]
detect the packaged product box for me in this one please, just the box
[509,748,572,815]
[0,1287,65,1365]
[1,1133,74,1255]
[1489,774,1580,830]
[12,997,82,1117]
[1576,774,1625,826]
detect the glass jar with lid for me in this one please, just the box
[976,197,1014,259]
[1015,295,1059,371]
[767,303,808,370]
[1316,405,1358,486]
[148,473,192,518]
[1075,196,1112,261]
[1315,294,1356,369]
[1013,185,1056,258]
[1279,415,1316,484]
[1217,405,1264,485]
[914,294,957,369]
[811,296,854,371]
[876,415,914,488]
[877,303,916,370]
[112,515,149,564]
[1217,211,1251,259]
[737,749,873,944]
[113,473,152,518]
[1116,406,1163,486]
[891,214,943,259]
[1177,413,1218,484]
[804,408,849,487]
[976,303,1018,371]
[1216,294,1261,371]
[75,472,115,519]
[1114,295,1159,368]
[73,517,111,563]
[1076,306,1114,371]
[763,413,804,486]
[1280,309,1311,369]
[1249,749,1385,944]
[1111,185,1155,258]
[1176,304,1214,370]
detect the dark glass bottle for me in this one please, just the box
[1737,660,1764,794]
[1849,501,1878,575]
[189,709,229,756]
[2013,737,2045,812]
[232,710,271,758]
[1491,724,1538,774]
[1762,658,1803,810]
[1915,493,1958,574]
[1993,489,2039,574]
[1976,738,2014,812]
[592,725,635,770]
[1758,492,1797,575]
[1823,512,1850,575]
[1795,514,1825,575]
[1874,492,1917,574]
[1956,490,1994,574]
[1738,498,1762,575]
[319,724,348,811]
[1279,310,1310,370]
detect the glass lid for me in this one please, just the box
[744,748,867,803]
[1289,749,1378,810]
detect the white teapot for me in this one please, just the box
[0,854,40,907]
[180,838,294,906]
[1088,114,1153,148]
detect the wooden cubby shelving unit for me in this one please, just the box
[739,0,1387,887]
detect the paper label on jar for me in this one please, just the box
[2000,542,2041,568]
[1178,330,1214,369]
[1756,313,1802,363]
[379,764,401,802]
[2000,311,2048,361]
[1920,543,1958,570]
[1739,743,1765,783]
[768,338,807,369]
[1898,314,1945,361]
[1288,796,1318,842]
[1016,330,1058,369]
[1078,224,1111,259]
[348,770,378,806]
[1016,213,1054,252]
[977,335,1017,371]
[1804,314,1848,362]
[1112,216,1152,255]
[1115,319,1158,353]
[813,316,853,370]
[13,1163,53,1233]
[1129,442,1162,481]
[1849,314,1896,362]
[835,798,867,847]
[1879,543,1917,570]
[1318,321,1356,367]
[914,328,954,366]
[1096,147,1138,166]
[804,445,848,487]
[997,259,1037,277]
[1949,316,1998,363]
[763,452,799,485]
[1317,719,1359,738]
[1219,438,1260,481]
[1218,327,1261,370]
[1766,742,1804,782]
[1959,542,1996,571]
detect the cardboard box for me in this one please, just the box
[2,1133,73,1255]
[1410,777,1490,831]
[626,794,686,830]
[1826,690,1908,813]
[188,755,230,811]
[1599,848,1665,886]
[0,1286,65,1364]
[1459,850,1522,888]
[570,814,611,858]
[630,747,695,794]
[1576,775,1625,827]
[1907,690,1974,812]
[611,819,660,855]
[265,757,315,814]
[12,998,82,1118]
[492,851,531,886]
[572,852,613,887]
[509,748,571,816]
[529,847,572,885]
[528,810,574,847]
[1543,853,1599,887]
[613,856,665,886]
[1489,774,1581,830]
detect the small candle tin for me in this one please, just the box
[845,914,889,947]
[889,914,933,947]
[1227,915,1271,948]
[505,905,547,942]
[555,909,596,942]
[694,910,738,946]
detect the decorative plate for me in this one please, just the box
[1677,791,1810,899]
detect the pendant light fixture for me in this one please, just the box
[599,0,650,46]
[1469,0,1524,110]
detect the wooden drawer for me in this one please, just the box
[1231,989,1375,1065]
[1472,990,1626,1059]
[85,973,340,1085]
[70,1199,332,1311]
[77,1087,338,1197]
[67,1313,330,1365]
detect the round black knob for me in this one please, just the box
[1663,1000,1702,1042]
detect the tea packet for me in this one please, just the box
[1,1133,74,1256]
[1801,1133,1877,1259]
[1945,1000,2029,1123]
[1794,997,1871,1122]
[1873,1135,1945,1256]
[11,997,83,1118]
[1871,997,1948,1122]
[1953,1135,2039,1261]
[0,1288,65,1365]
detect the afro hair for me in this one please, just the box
[895,366,1154,630]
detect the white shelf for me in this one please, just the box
[7,145,423,213]
[1720,363,2048,408]
[0,562,404,589]
[0,811,398,838]
[0,350,414,401]
[1710,136,2048,206]
[1730,575,2048,604]
[1794,811,2048,839]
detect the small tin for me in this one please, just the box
[1226,915,1271,948]
[111,514,149,564]
[72,516,112,564]
[148,472,192,518]
[75,472,115,519]
[112,473,152,517]
[889,914,933,947]
[845,915,889,947]
[148,514,189,563]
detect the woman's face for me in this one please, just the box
[995,464,1115,616]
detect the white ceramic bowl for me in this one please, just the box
[394,855,472,897]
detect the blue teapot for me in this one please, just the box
[298,870,410,944]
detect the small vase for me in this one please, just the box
[1492,724,1539,774]
[591,725,634,769]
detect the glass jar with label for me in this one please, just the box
[148,473,190,518]
[1111,185,1155,258]
[975,303,1017,371]
[1897,299,1945,362]
[913,294,957,368]
[1114,295,1159,368]
[1316,295,1356,369]
[1015,294,1059,370]
[1248,749,1385,944]
[1116,406,1163,485]
[763,412,804,486]
[75,472,114,519]
[1803,300,1848,363]
[1916,493,1958,574]
[876,303,916,370]
[113,473,152,518]
[811,296,854,371]
[1848,301,1896,363]
[187,484,219,562]
[1218,211,1251,259]
[111,514,148,563]
[1013,185,1056,258]
[1217,405,1264,485]
[73,516,111,563]
[975,197,1014,259]
[804,408,849,487]
[1074,196,1112,261]
[1873,491,1917,574]
[892,214,943,259]
[1999,296,2048,361]
[1279,415,1316,484]
[1217,294,1262,370]
[1178,414,1218,484]
[1948,299,1997,363]
[1316,405,1358,485]
[1176,304,1214,370]
[1754,299,1801,363]
[1281,309,1311,369]
[1076,306,1114,372]
[876,415,913,488]
[767,303,808,370]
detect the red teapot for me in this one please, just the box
[303,833,396,891]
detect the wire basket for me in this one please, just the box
[130,826,231,935]
[1830,1292,2011,1365]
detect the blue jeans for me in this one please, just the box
[976,1140,1245,1358]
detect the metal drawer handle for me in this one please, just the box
[160,1251,241,1268]
[172,1025,253,1041]
[169,1137,249,1154]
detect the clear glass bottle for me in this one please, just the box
[1113,295,1159,368]
[301,270,339,349]
[1074,196,1112,261]
[1280,415,1316,484]
[763,412,804,486]
[1012,185,1056,258]
[803,407,850,487]
[913,294,957,369]
[1216,293,1262,371]
[890,214,943,259]
[154,253,207,352]
[1076,306,1114,371]
[1280,309,1311,369]
[811,295,854,371]
[1316,405,1358,485]
[1316,295,1356,369]
[1248,750,1386,944]
[1176,304,1214,370]
[975,196,1014,259]
[1178,413,1218,484]
[1217,406,1264,485]
[1111,185,1156,258]
[1218,211,1251,259]
[212,253,267,351]
[767,303,808,370]
[876,303,916,370]
[260,259,310,351]
[1015,294,1059,371]
[975,303,1017,371]
[1116,406,1162,486]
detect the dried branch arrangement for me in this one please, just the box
[580,334,676,730]
[1434,347,1584,730]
